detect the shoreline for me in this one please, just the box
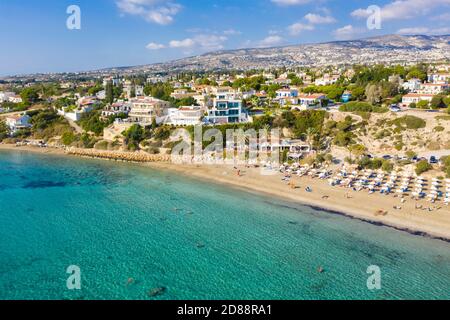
[2,143,450,242]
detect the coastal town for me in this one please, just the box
[1,62,450,229]
[2,0,450,303]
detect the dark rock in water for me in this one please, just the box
[148,287,166,297]
[23,180,67,189]
[126,278,135,286]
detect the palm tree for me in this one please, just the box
[301,127,318,151]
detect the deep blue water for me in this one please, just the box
[0,150,450,300]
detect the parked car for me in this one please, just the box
[389,105,401,112]
[430,156,439,164]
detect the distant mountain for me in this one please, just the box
[3,34,449,80]
[118,34,450,74]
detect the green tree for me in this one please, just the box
[349,144,366,160]
[406,150,417,160]
[105,81,114,104]
[0,119,9,140]
[123,124,145,150]
[430,95,446,109]
[20,87,39,105]
[61,131,76,146]
[381,160,394,172]
[417,100,429,109]
[416,160,432,175]
[443,96,450,107]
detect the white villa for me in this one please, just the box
[166,106,204,126]
[101,101,131,118]
[5,114,31,134]
[294,93,327,110]
[402,79,422,92]
[428,73,450,84]
[418,83,449,95]
[276,88,299,105]
[314,74,340,86]
[128,96,171,125]
[0,91,14,102]
[206,96,247,124]
[170,89,196,100]
[401,93,434,107]
[123,80,144,99]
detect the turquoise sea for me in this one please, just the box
[0,150,450,300]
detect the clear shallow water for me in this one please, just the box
[0,150,450,300]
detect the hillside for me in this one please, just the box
[119,34,450,74]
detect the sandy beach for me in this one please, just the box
[2,143,450,241]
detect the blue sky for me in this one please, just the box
[0,0,449,76]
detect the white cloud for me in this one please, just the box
[271,0,312,5]
[168,34,228,51]
[434,12,450,20]
[287,22,314,35]
[116,0,181,25]
[169,38,195,48]
[351,0,450,21]
[223,29,242,36]
[146,42,165,50]
[304,13,336,24]
[257,35,285,47]
[332,25,365,40]
[397,27,450,35]
[193,34,228,50]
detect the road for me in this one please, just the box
[0,106,42,118]
[418,150,450,159]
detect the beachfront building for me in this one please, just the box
[147,75,170,84]
[260,139,312,161]
[211,86,238,100]
[8,95,22,104]
[417,83,449,95]
[128,96,171,125]
[314,74,340,86]
[428,73,450,84]
[402,78,422,92]
[170,89,196,100]
[103,76,120,87]
[275,88,299,106]
[123,80,144,99]
[101,101,131,118]
[292,93,327,110]
[166,106,204,126]
[5,114,31,134]
[401,93,434,107]
[205,96,247,124]
[0,91,16,102]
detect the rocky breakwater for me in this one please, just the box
[67,147,171,163]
